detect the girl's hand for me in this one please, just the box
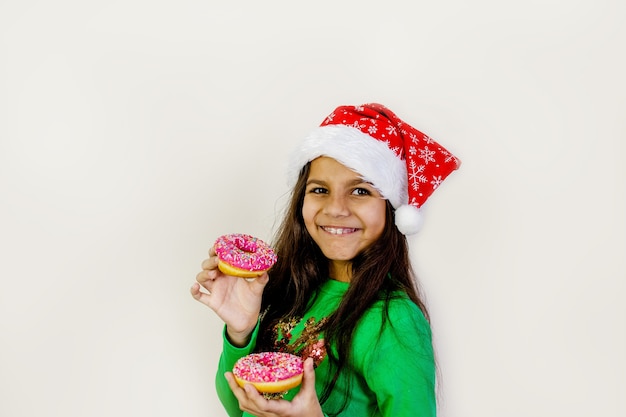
[190,246,269,346]
[224,358,324,417]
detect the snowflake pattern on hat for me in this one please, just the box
[320,104,461,209]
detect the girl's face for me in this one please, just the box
[302,157,387,281]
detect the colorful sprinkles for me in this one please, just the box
[233,352,303,383]
[214,233,277,272]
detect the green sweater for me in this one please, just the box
[216,279,436,416]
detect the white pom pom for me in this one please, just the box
[394,204,423,235]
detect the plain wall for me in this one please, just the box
[1,1,624,416]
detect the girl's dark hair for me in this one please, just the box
[257,162,429,414]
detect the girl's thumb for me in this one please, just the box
[301,357,316,389]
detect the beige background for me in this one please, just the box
[1,1,625,416]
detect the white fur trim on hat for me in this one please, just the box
[287,125,408,208]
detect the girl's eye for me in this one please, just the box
[309,187,328,194]
[352,187,371,196]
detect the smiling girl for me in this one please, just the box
[192,103,461,417]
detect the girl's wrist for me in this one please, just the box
[225,326,253,348]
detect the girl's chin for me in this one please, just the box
[320,248,359,263]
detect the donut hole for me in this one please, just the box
[234,236,258,254]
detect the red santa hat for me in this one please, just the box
[287,103,461,235]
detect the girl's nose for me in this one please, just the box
[323,194,350,217]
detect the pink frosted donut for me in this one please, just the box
[233,352,304,393]
[213,233,277,278]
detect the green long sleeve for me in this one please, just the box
[215,324,260,417]
[355,298,436,416]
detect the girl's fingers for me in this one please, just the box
[190,283,211,306]
[201,255,219,271]
[196,266,221,285]
[195,270,208,283]
[224,372,250,404]
[224,372,271,414]
[251,272,270,288]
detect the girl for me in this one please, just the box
[191,103,461,417]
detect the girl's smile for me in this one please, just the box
[319,226,358,235]
[302,156,387,282]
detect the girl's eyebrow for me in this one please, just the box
[305,178,328,186]
[306,178,374,187]
[351,178,375,186]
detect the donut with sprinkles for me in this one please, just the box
[233,352,304,394]
[214,233,277,278]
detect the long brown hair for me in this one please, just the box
[258,162,430,412]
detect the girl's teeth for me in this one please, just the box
[324,227,356,235]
